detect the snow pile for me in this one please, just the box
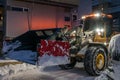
[95,68,114,80]
[95,74,108,80]
[38,54,69,66]
[108,34,120,60]
[2,41,37,65]
[0,63,37,79]
[108,34,120,80]
[5,50,37,65]
[2,41,21,53]
[112,60,120,80]
[2,39,70,66]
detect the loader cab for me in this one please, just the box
[80,13,113,44]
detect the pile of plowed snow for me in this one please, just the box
[0,62,38,79]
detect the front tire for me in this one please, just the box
[59,57,76,69]
[84,46,107,76]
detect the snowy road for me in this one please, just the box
[5,63,95,80]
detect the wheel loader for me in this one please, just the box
[58,13,113,76]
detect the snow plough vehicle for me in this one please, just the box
[58,13,113,76]
[2,13,113,76]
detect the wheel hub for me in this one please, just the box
[96,53,105,70]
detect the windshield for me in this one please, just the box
[83,17,104,31]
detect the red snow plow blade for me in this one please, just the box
[37,40,70,66]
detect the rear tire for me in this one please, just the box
[84,46,107,76]
[59,57,76,69]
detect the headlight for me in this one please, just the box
[94,13,100,17]
[104,42,107,45]
[96,28,101,32]
[98,32,101,35]
[73,30,76,33]
[100,29,104,32]
[82,16,86,19]
[95,28,104,35]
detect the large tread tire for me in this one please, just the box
[84,46,107,76]
[59,57,76,69]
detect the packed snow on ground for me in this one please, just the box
[38,54,69,66]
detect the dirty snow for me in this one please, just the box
[0,63,95,80]
[0,63,38,80]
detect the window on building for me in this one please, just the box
[72,15,77,21]
[64,16,70,21]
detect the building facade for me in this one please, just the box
[0,0,79,50]
[92,0,120,32]
[0,0,79,38]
